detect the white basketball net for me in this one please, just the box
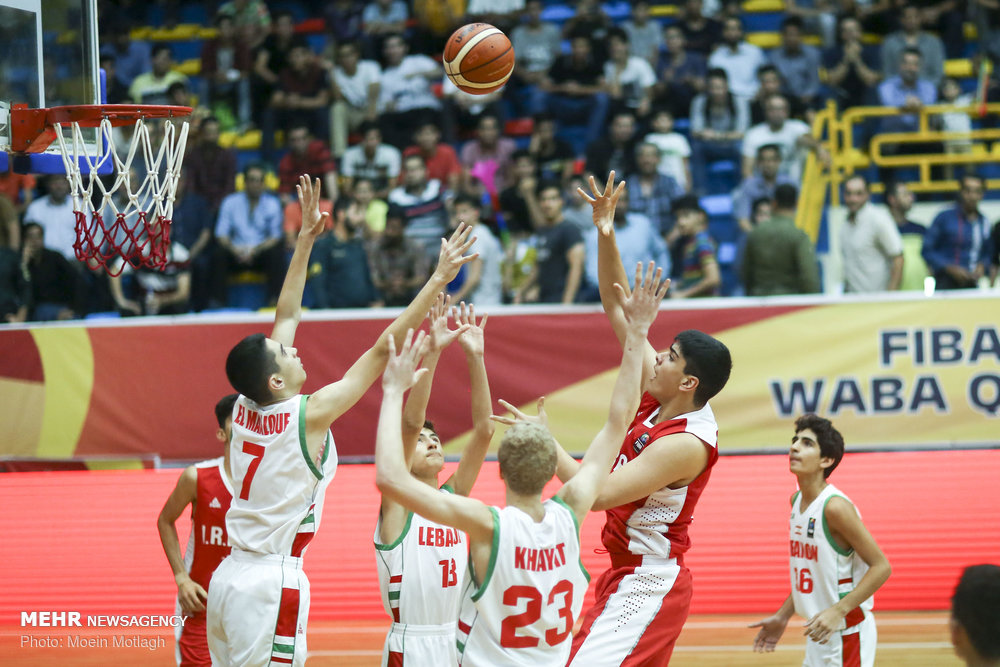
[53,116,189,276]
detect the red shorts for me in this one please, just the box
[178,611,212,667]
[569,554,692,667]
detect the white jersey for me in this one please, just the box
[226,394,337,557]
[457,498,589,667]
[374,485,469,625]
[789,484,873,629]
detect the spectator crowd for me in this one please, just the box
[1,0,999,323]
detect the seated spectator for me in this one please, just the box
[324,0,364,50]
[517,181,585,305]
[368,206,431,306]
[527,113,576,185]
[210,163,286,307]
[881,5,945,86]
[750,65,809,125]
[628,143,686,236]
[311,197,381,309]
[499,150,543,236]
[341,122,401,200]
[217,0,271,49]
[877,47,938,180]
[262,43,330,161]
[20,223,87,321]
[885,181,929,291]
[441,75,505,146]
[623,1,663,67]
[784,0,837,46]
[108,237,192,316]
[562,174,593,234]
[741,184,821,295]
[169,179,217,312]
[403,122,462,193]
[840,174,904,293]
[708,17,768,99]
[922,174,992,290]
[584,112,639,183]
[460,115,517,203]
[387,154,450,263]
[689,69,750,195]
[183,116,237,216]
[655,25,707,120]
[540,33,609,149]
[732,143,795,233]
[362,0,409,59]
[938,77,975,177]
[644,108,693,192]
[329,40,382,158]
[99,17,151,90]
[99,54,132,105]
[604,27,657,120]
[250,11,305,126]
[23,175,79,263]
[507,0,562,117]
[200,13,253,131]
[769,17,823,110]
[675,0,723,56]
[377,34,442,150]
[347,178,389,239]
[560,0,611,62]
[277,124,339,208]
[447,194,504,306]
[668,196,720,298]
[129,45,188,105]
[580,185,669,302]
[742,93,825,182]
[823,16,881,111]
[0,221,28,323]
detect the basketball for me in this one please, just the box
[443,23,515,95]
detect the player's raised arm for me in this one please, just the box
[578,172,660,388]
[305,225,477,432]
[558,262,668,521]
[374,331,494,543]
[444,303,495,497]
[156,467,207,615]
[271,175,328,346]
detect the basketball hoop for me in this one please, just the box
[12,104,192,276]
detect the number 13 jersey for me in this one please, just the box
[458,497,589,667]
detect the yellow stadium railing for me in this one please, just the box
[795,101,1000,243]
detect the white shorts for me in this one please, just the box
[803,613,877,667]
[206,549,310,667]
[381,621,457,667]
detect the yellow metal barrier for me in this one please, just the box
[794,101,1000,243]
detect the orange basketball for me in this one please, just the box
[443,23,515,95]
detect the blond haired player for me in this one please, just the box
[205,175,477,667]
[375,296,493,665]
[157,394,238,667]
[375,262,669,667]
[750,414,892,666]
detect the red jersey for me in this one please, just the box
[600,393,719,560]
[186,458,234,591]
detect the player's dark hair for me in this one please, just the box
[674,330,732,406]
[215,394,239,428]
[952,564,1000,659]
[774,184,799,210]
[498,423,557,495]
[423,419,437,434]
[794,414,844,478]
[225,333,279,405]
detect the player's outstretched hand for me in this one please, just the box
[804,607,846,645]
[176,575,208,615]
[383,329,430,393]
[576,170,626,237]
[434,223,478,283]
[614,261,669,336]
[491,397,548,429]
[295,175,329,241]
[748,613,789,653]
[455,301,488,357]
[427,293,467,353]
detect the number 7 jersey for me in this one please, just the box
[457,497,589,667]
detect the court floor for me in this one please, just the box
[1,611,961,666]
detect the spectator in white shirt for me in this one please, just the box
[604,27,657,120]
[741,93,828,181]
[23,176,79,263]
[840,174,904,292]
[329,40,381,157]
[377,33,442,149]
[340,121,402,200]
[708,16,768,99]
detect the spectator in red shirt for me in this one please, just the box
[403,121,462,192]
[184,116,238,216]
[277,124,339,207]
[261,43,330,162]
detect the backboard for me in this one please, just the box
[0,0,103,174]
